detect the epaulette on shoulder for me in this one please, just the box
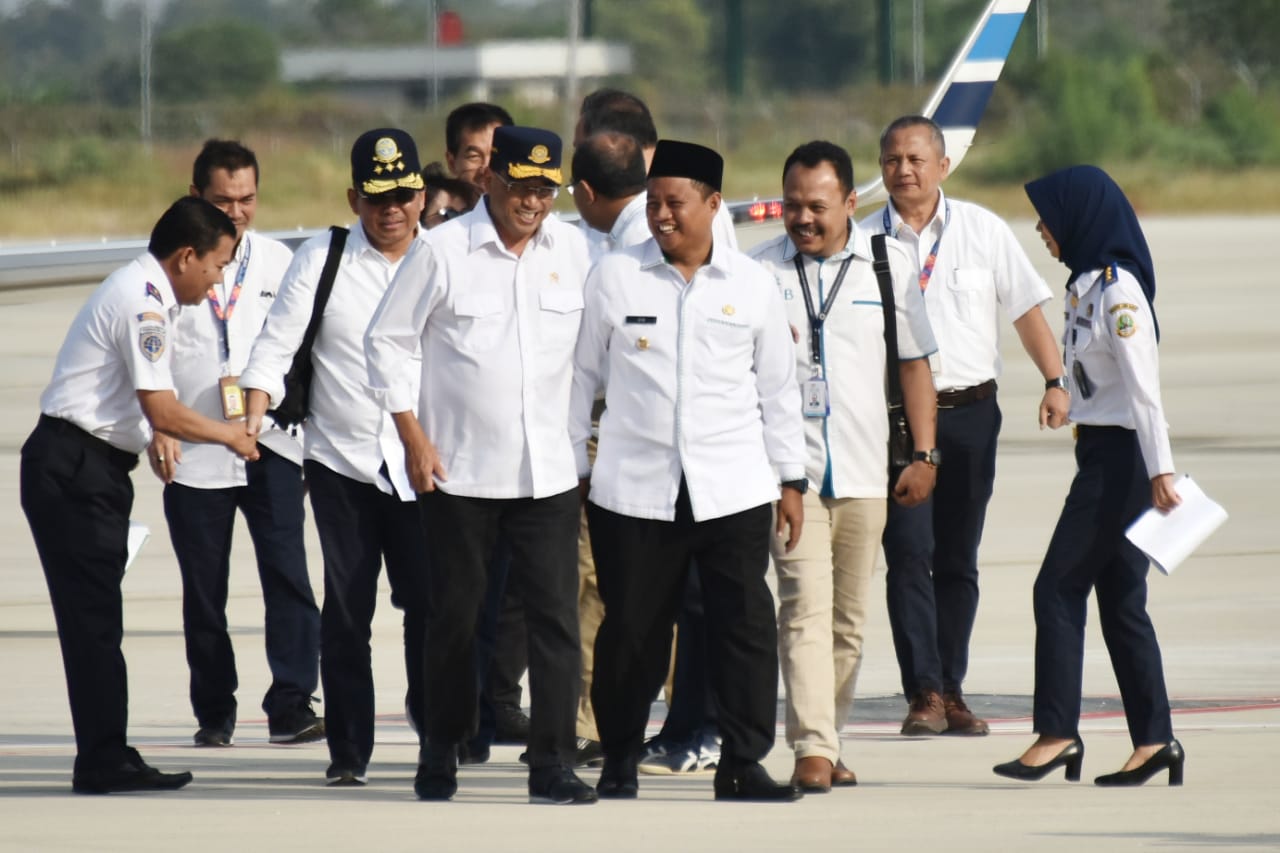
[1100,262,1120,289]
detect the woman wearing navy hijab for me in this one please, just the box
[993,165,1184,786]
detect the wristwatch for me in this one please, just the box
[1045,376,1068,391]
[781,478,809,494]
[912,449,942,467]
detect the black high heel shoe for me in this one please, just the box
[992,738,1084,782]
[1094,739,1184,787]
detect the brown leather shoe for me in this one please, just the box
[943,692,990,735]
[900,689,947,736]
[790,756,833,793]
[831,760,858,787]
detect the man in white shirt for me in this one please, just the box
[365,125,596,805]
[862,116,1069,737]
[21,197,256,793]
[750,140,939,791]
[571,140,806,802]
[240,128,430,787]
[149,139,321,749]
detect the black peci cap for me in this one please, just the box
[647,140,723,192]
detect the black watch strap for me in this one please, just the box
[781,478,809,494]
[1045,376,1068,391]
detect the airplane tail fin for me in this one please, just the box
[854,0,1031,207]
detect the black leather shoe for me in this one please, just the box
[457,739,490,765]
[713,760,802,802]
[494,704,532,744]
[596,754,639,799]
[529,765,598,805]
[993,738,1084,782]
[1095,740,1184,787]
[414,743,458,800]
[72,750,193,795]
[324,764,368,786]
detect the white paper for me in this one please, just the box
[1125,475,1227,575]
[125,521,150,572]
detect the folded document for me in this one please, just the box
[1125,475,1227,575]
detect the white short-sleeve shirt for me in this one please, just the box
[40,252,180,455]
[861,190,1051,391]
[169,231,299,488]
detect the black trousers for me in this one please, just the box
[883,394,1001,697]
[20,416,138,774]
[306,460,428,772]
[588,482,777,764]
[653,564,719,746]
[1033,425,1173,746]
[418,487,580,770]
[163,445,319,731]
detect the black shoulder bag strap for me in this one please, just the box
[871,233,901,407]
[299,225,349,364]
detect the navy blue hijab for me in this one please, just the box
[1024,165,1159,340]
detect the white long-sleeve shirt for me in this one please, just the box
[1064,264,1174,477]
[750,223,937,499]
[571,238,806,522]
[240,222,425,501]
[365,201,592,499]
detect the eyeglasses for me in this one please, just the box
[359,187,420,207]
[493,173,559,201]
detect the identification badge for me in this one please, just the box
[219,375,246,420]
[802,377,830,418]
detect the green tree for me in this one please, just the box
[594,0,712,97]
[1170,0,1280,87]
[152,20,281,102]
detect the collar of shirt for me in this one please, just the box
[779,217,868,264]
[610,194,648,247]
[468,198,557,256]
[637,234,734,278]
[139,251,179,313]
[885,188,948,242]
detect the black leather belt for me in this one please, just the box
[37,414,139,471]
[936,379,997,408]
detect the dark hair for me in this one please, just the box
[782,140,855,195]
[191,139,259,193]
[421,161,482,214]
[572,132,646,200]
[579,89,658,147]
[879,115,946,156]
[445,102,514,154]
[148,196,236,259]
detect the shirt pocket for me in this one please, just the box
[948,267,992,322]
[701,315,754,374]
[538,288,584,348]
[452,291,506,353]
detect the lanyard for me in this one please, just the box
[884,201,949,291]
[207,237,251,362]
[793,253,854,367]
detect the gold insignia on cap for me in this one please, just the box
[529,144,551,165]
[637,336,649,350]
[373,137,401,164]
[722,305,735,316]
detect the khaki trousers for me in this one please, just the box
[772,492,886,762]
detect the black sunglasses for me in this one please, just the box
[360,187,421,207]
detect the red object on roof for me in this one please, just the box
[439,11,463,45]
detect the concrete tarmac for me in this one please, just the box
[0,217,1277,852]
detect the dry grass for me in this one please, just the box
[3,137,1279,244]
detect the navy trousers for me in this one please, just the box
[589,482,776,765]
[883,394,1001,697]
[163,445,319,732]
[418,488,581,771]
[1032,425,1173,746]
[306,461,428,773]
[20,416,138,774]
